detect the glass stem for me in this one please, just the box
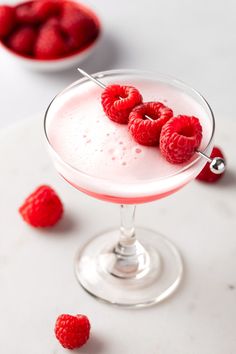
[111,205,150,278]
[115,205,137,256]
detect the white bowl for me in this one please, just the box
[0,1,101,72]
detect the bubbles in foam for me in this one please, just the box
[47,77,212,184]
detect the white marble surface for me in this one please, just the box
[0,0,236,129]
[0,116,235,353]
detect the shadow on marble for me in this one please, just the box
[217,168,236,188]
[80,32,121,73]
[39,212,78,236]
[74,334,105,354]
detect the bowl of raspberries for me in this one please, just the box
[0,0,101,70]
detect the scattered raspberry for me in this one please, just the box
[61,4,98,50]
[196,146,225,183]
[19,185,63,227]
[35,23,66,59]
[33,0,61,22]
[160,115,202,164]
[15,3,36,25]
[101,84,143,124]
[128,102,173,146]
[55,314,90,350]
[8,27,37,55]
[0,5,15,38]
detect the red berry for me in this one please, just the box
[8,27,37,55]
[33,0,61,22]
[35,23,66,59]
[196,146,225,183]
[101,84,143,124]
[128,101,173,146]
[19,185,63,227]
[0,5,15,38]
[61,3,98,50]
[160,115,203,164]
[15,3,36,25]
[55,314,90,350]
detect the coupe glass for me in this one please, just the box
[44,70,214,307]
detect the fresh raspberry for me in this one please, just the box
[61,3,98,50]
[101,84,143,124]
[55,314,90,350]
[19,185,63,227]
[0,5,15,38]
[8,27,37,56]
[15,3,36,25]
[196,146,225,183]
[35,23,66,59]
[33,0,61,22]
[128,102,173,146]
[43,17,62,31]
[160,115,202,164]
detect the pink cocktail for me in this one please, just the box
[44,70,214,307]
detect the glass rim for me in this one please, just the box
[43,69,215,184]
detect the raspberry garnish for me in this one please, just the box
[196,146,225,183]
[128,101,173,146]
[101,84,143,124]
[8,26,37,56]
[0,5,15,38]
[160,115,202,164]
[55,314,90,349]
[19,185,63,227]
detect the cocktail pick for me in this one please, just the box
[77,68,226,174]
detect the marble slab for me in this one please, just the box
[0,116,235,354]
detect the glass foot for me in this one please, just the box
[74,228,183,308]
[75,228,183,307]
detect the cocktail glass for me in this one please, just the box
[44,70,214,307]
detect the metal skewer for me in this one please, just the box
[77,68,226,174]
[77,68,153,122]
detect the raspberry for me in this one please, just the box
[35,23,66,59]
[128,102,173,146]
[15,3,36,25]
[19,185,63,227]
[8,27,37,56]
[33,0,61,22]
[44,16,60,26]
[160,115,202,164]
[0,5,15,38]
[61,3,98,50]
[55,314,90,349]
[196,146,225,183]
[101,84,143,124]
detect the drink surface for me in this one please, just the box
[46,73,213,202]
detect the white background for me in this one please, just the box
[0,0,235,129]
